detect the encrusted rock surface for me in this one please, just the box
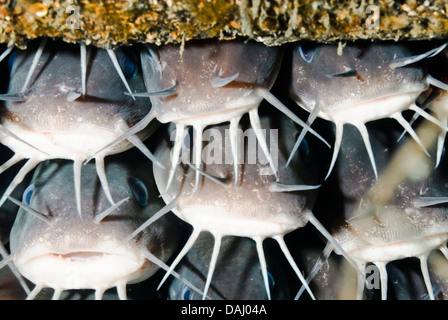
[0,0,447,49]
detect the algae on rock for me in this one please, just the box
[0,0,447,49]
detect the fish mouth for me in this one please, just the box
[157,93,261,125]
[0,119,132,159]
[323,89,425,123]
[16,246,149,291]
[48,251,113,261]
[176,204,304,238]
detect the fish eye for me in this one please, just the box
[299,137,310,160]
[118,51,138,79]
[293,132,310,160]
[22,184,35,205]
[267,271,275,289]
[298,43,315,63]
[7,51,16,73]
[182,286,192,300]
[127,177,148,207]
[258,269,275,289]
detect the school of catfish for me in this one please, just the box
[0,36,447,300]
